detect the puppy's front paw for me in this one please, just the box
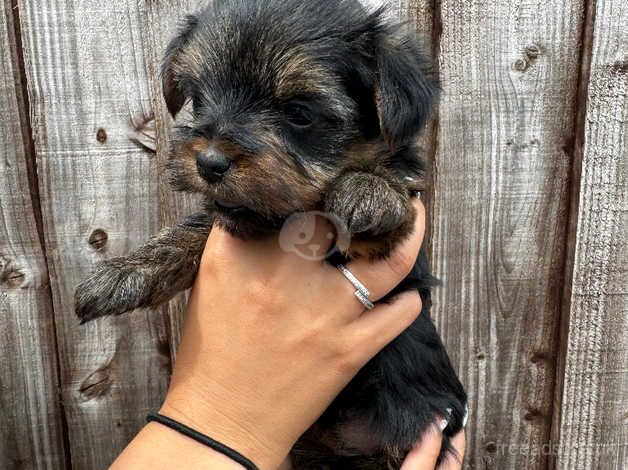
[326,172,408,236]
[75,260,148,323]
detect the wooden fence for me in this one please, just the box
[0,0,625,469]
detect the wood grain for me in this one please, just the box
[385,0,434,35]
[431,0,584,468]
[3,0,625,468]
[140,0,206,358]
[0,1,67,468]
[554,0,628,466]
[16,1,174,467]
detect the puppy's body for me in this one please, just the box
[76,1,467,467]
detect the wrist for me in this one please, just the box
[112,422,245,470]
[162,382,292,470]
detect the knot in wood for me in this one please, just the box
[6,270,25,288]
[88,229,108,251]
[79,367,113,401]
[96,128,108,143]
[513,58,530,72]
[530,351,550,363]
[525,44,542,59]
[524,408,544,422]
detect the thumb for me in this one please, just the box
[400,425,443,470]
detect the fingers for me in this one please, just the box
[440,431,466,470]
[342,198,426,302]
[400,426,443,470]
[350,290,422,357]
[400,427,465,470]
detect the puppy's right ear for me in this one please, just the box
[373,30,439,149]
[162,15,198,117]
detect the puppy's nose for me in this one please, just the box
[196,150,232,182]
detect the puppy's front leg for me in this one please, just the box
[325,170,415,259]
[75,212,213,323]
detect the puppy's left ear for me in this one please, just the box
[375,32,439,148]
[162,15,198,116]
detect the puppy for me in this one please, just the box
[75,1,467,468]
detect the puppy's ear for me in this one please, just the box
[162,15,198,117]
[375,32,439,148]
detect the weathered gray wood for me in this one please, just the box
[0,1,67,468]
[431,0,584,468]
[140,0,207,357]
[554,0,628,467]
[384,0,433,35]
[17,1,175,467]
[6,0,625,468]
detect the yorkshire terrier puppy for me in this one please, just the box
[76,0,467,468]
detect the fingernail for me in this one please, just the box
[438,418,449,431]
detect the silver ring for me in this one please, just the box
[337,264,374,310]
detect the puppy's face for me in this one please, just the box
[163,0,437,237]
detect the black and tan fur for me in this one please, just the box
[75,1,467,468]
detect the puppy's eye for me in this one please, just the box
[284,103,315,128]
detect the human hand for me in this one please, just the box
[159,198,426,469]
[401,428,466,469]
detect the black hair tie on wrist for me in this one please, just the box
[146,412,260,470]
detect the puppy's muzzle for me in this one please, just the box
[197,150,232,183]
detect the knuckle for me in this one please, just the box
[399,291,423,321]
[386,248,415,279]
[305,318,327,342]
[331,338,361,373]
[243,280,283,312]
[334,350,361,375]
[331,337,352,358]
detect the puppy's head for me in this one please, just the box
[163,0,438,237]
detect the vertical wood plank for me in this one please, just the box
[0,1,67,468]
[385,0,434,35]
[17,1,173,467]
[554,0,628,466]
[431,0,584,468]
[139,0,206,356]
